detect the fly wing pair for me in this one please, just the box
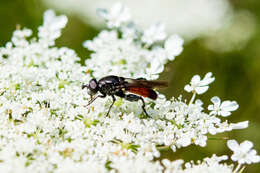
[124,78,168,100]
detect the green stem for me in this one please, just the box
[234,163,242,173]
[238,166,245,173]
[208,137,229,140]
[156,145,170,151]
[188,92,196,105]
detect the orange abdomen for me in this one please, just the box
[128,87,157,100]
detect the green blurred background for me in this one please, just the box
[0,0,259,172]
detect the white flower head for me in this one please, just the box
[184,72,215,94]
[38,10,68,46]
[83,7,183,80]
[164,34,184,60]
[121,22,138,40]
[11,29,32,47]
[142,23,166,45]
[0,4,259,172]
[162,159,184,173]
[97,3,131,28]
[227,140,260,164]
[208,96,239,117]
[145,58,164,79]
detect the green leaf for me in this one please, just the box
[15,83,21,90]
[84,118,100,128]
[105,160,113,171]
[14,119,24,125]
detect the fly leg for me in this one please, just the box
[86,94,106,106]
[124,94,150,118]
[106,95,116,117]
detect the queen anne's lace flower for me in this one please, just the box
[227,140,260,164]
[208,96,239,117]
[83,10,183,80]
[38,10,68,47]
[0,4,258,173]
[164,35,184,60]
[230,121,248,130]
[97,3,131,28]
[142,23,166,46]
[163,155,233,173]
[184,72,215,94]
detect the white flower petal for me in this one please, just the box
[191,75,201,84]
[99,3,131,28]
[211,96,221,105]
[209,110,217,115]
[184,85,192,92]
[251,154,260,163]
[199,72,215,86]
[240,140,253,152]
[205,72,213,78]
[195,86,208,94]
[165,34,184,60]
[142,23,166,45]
[221,101,239,111]
[227,140,240,151]
[230,121,248,130]
[219,110,231,117]
[208,105,214,111]
[195,99,203,106]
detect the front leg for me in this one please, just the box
[86,94,106,106]
[124,94,150,118]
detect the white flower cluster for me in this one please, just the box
[84,3,183,80]
[0,5,259,173]
[162,154,233,173]
[43,0,232,41]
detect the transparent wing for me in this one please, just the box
[124,78,168,89]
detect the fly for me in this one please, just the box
[82,75,168,117]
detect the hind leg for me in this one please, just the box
[123,94,150,118]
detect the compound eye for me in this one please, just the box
[89,80,97,90]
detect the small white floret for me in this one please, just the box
[208,96,239,117]
[184,72,215,94]
[97,3,131,28]
[227,140,260,164]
